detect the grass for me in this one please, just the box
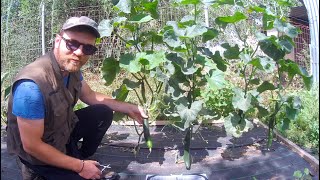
[276,85,319,159]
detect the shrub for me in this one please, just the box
[277,85,319,157]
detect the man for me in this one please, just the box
[6,16,147,180]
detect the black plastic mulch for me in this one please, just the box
[1,123,318,180]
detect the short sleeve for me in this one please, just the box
[12,80,45,119]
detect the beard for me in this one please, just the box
[56,47,87,73]
[60,58,82,72]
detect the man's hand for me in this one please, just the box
[78,160,102,179]
[126,104,148,124]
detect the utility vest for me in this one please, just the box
[6,52,81,165]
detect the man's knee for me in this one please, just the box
[94,104,113,126]
[21,164,46,180]
[95,104,113,117]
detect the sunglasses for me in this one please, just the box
[60,36,97,55]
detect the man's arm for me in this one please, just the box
[79,80,147,124]
[17,117,102,179]
[17,117,83,172]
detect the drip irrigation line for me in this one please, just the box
[99,136,268,151]
[94,151,296,172]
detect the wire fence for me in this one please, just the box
[1,1,311,87]
[1,1,194,77]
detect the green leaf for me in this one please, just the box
[274,19,299,38]
[293,170,303,178]
[232,88,252,112]
[249,57,275,73]
[142,0,159,19]
[135,52,148,65]
[256,105,269,117]
[239,52,251,64]
[4,86,11,99]
[224,113,253,138]
[150,67,169,82]
[259,37,285,61]
[181,61,198,75]
[249,78,260,85]
[181,0,201,5]
[1,72,9,86]
[123,79,140,90]
[277,0,294,6]
[98,19,114,38]
[206,69,226,90]
[176,100,203,129]
[262,13,275,30]
[128,14,153,23]
[101,57,119,86]
[122,23,135,32]
[278,35,294,53]
[279,60,313,90]
[163,29,182,48]
[180,15,195,26]
[112,84,129,101]
[184,25,207,38]
[257,81,276,93]
[210,0,243,6]
[215,12,246,28]
[248,5,266,13]
[281,118,290,131]
[202,28,219,43]
[167,80,185,100]
[255,32,268,41]
[145,51,167,70]
[115,0,131,13]
[113,16,127,26]
[285,106,298,120]
[1,72,12,100]
[221,43,240,59]
[293,96,302,109]
[199,48,227,72]
[119,53,141,73]
[218,11,247,23]
[166,21,186,37]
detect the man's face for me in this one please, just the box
[54,30,96,73]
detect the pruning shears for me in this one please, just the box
[97,164,111,172]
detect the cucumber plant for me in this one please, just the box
[98,0,312,170]
[209,0,313,148]
[98,0,167,155]
[99,0,226,169]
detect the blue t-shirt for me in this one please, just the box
[12,73,83,120]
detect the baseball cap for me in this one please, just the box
[61,16,100,38]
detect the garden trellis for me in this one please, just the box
[1,0,314,82]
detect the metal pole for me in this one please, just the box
[303,0,319,83]
[204,5,209,27]
[41,1,46,55]
[204,4,210,48]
